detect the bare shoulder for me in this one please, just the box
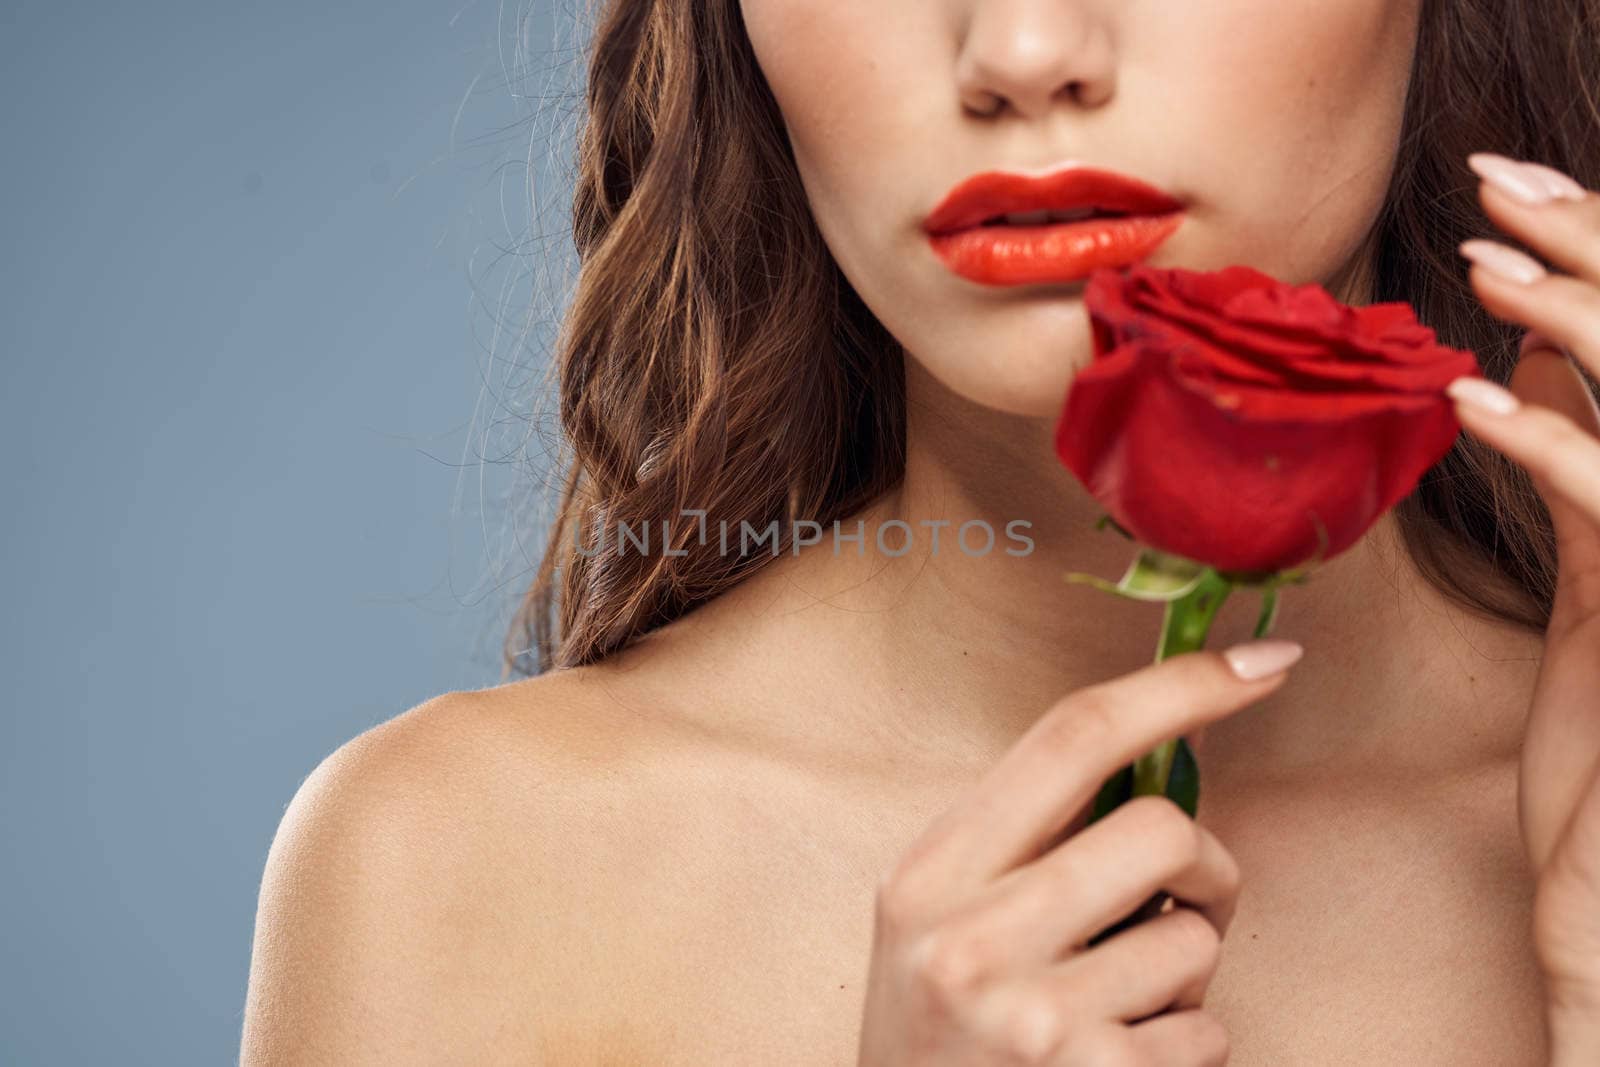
[240,665,678,1065]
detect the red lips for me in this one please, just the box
[924,164,1187,286]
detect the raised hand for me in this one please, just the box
[1450,151,1600,1065]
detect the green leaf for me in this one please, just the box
[1063,570,1139,598]
[1066,547,1210,604]
[1094,513,1137,541]
[1124,549,1209,596]
[1087,765,1133,827]
[1252,585,1279,639]
[1165,737,1200,818]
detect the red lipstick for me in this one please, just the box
[924,164,1186,287]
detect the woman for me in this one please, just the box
[242,0,1600,1062]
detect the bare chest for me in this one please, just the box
[1195,772,1547,1064]
[552,769,1548,1065]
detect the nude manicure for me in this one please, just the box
[1468,152,1587,205]
[1222,639,1304,681]
[1522,161,1589,202]
[1445,376,1521,416]
[1459,239,1547,284]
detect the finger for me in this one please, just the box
[1535,761,1600,968]
[893,641,1301,899]
[1512,343,1600,628]
[1469,152,1599,286]
[1521,627,1600,873]
[1446,351,1600,620]
[1529,771,1600,1038]
[932,795,1241,974]
[1459,243,1600,385]
[1449,375,1600,634]
[1447,360,1600,531]
[1047,903,1223,1021]
[1125,1008,1231,1066]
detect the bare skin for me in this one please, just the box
[242,454,1550,1063]
[242,1,1569,1061]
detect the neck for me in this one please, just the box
[673,357,1542,791]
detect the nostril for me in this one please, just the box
[1067,76,1115,109]
[967,90,1006,119]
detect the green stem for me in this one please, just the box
[1130,568,1234,799]
[1085,567,1234,946]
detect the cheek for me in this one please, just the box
[739,1,902,151]
[1196,0,1419,139]
[1167,0,1421,273]
[738,0,919,238]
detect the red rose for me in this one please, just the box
[1054,263,1484,575]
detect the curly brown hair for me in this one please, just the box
[504,0,1600,678]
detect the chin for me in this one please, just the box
[911,342,1082,420]
[951,301,1098,418]
[971,371,1075,419]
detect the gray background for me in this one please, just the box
[1,2,583,1062]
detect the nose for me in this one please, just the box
[954,1,1117,119]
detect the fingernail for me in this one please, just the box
[1446,375,1522,415]
[1222,638,1304,681]
[1522,161,1589,203]
[1519,329,1571,360]
[1468,152,1557,205]
[1459,239,1548,284]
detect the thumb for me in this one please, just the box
[1508,331,1600,628]
[1510,331,1600,433]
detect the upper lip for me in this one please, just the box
[923,163,1184,235]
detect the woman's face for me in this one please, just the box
[740,0,1425,417]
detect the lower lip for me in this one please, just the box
[926,213,1185,286]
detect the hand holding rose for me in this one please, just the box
[1052,260,1482,938]
[1050,153,1600,1059]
